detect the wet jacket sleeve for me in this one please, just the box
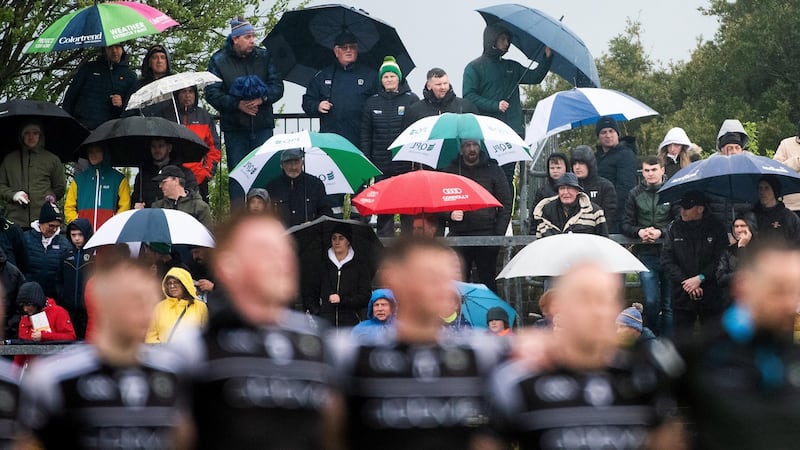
[661,225,686,283]
[64,182,78,224]
[462,63,498,114]
[117,177,131,213]
[42,307,76,341]
[205,58,239,114]
[517,54,553,85]
[360,100,374,160]
[302,73,324,118]
[62,66,88,115]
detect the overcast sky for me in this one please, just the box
[272,0,720,113]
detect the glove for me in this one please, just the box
[12,191,29,205]
[44,195,56,204]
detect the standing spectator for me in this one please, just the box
[657,127,693,180]
[532,151,569,207]
[132,138,196,208]
[463,24,552,189]
[161,86,222,202]
[360,56,419,236]
[486,307,512,336]
[661,191,728,334]
[0,247,25,342]
[753,175,800,244]
[708,119,753,239]
[402,68,478,128]
[0,210,28,272]
[716,213,757,309]
[571,145,617,228]
[594,116,638,233]
[64,144,130,232]
[14,281,76,368]
[136,44,171,89]
[532,173,608,238]
[151,166,213,229]
[186,246,214,301]
[146,267,208,344]
[244,188,270,214]
[351,289,396,343]
[206,18,284,203]
[773,120,800,215]
[265,149,331,227]
[57,218,93,340]
[0,122,66,229]
[22,202,69,300]
[444,139,512,292]
[622,156,674,336]
[190,213,338,449]
[62,44,137,130]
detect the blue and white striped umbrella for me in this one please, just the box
[85,208,214,249]
[525,88,658,144]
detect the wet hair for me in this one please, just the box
[426,67,447,80]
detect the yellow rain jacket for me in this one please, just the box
[145,267,208,344]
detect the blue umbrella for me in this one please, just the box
[658,152,800,204]
[455,281,517,329]
[477,4,600,88]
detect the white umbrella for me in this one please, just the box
[497,233,647,278]
[85,209,215,249]
[525,87,658,144]
[126,71,222,116]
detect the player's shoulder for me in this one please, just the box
[25,345,99,385]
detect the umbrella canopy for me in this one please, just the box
[0,100,89,162]
[126,71,221,111]
[263,4,415,87]
[26,1,178,53]
[352,170,502,215]
[477,4,600,88]
[657,152,800,204]
[391,113,532,168]
[230,131,381,195]
[525,88,658,144]
[455,281,517,329]
[78,116,208,166]
[497,233,648,278]
[85,208,214,249]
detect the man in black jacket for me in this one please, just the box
[131,138,197,208]
[661,191,728,336]
[594,116,638,233]
[571,145,617,231]
[401,68,478,129]
[265,149,332,227]
[443,139,511,292]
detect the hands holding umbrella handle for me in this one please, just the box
[109,94,123,108]
[238,98,263,117]
[12,191,29,206]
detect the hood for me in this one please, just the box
[422,83,456,106]
[366,289,397,321]
[18,121,46,149]
[67,218,94,245]
[173,85,200,112]
[717,119,749,149]
[17,281,46,309]
[161,267,198,301]
[570,145,597,177]
[546,152,569,181]
[732,211,758,240]
[659,127,692,151]
[483,24,510,58]
[140,44,172,83]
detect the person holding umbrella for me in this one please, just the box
[265,148,332,227]
[0,122,66,229]
[132,138,197,208]
[64,144,130,231]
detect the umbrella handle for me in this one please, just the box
[503,15,563,100]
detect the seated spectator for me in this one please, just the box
[753,175,800,244]
[64,144,130,232]
[151,165,213,229]
[245,188,270,214]
[486,306,512,336]
[132,138,197,208]
[57,218,94,340]
[23,202,69,299]
[532,173,608,238]
[616,302,656,348]
[532,151,569,206]
[657,127,693,180]
[14,281,76,367]
[571,145,617,230]
[716,213,757,309]
[411,213,439,238]
[351,289,396,343]
[146,267,208,344]
[708,120,752,237]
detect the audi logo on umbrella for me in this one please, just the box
[442,188,463,195]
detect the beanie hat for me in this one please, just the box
[17,282,46,309]
[229,18,255,38]
[39,201,62,224]
[595,116,620,136]
[378,56,402,83]
[718,132,743,149]
[616,303,644,333]
[759,175,782,199]
[486,306,510,326]
[331,223,353,243]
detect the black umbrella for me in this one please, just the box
[0,100,89,163]
[263,4,415,87]
[77,116,208,167]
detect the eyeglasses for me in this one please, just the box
[336,44,358,51]
[165,280,182,287]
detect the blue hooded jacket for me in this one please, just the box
[351,289,396,342]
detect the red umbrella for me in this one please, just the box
[352,170,502,215]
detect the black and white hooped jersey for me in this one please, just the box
[19,345,189,450]
[0,359,19,450]
[489,340,683,450]
[331,330,508,450]
[190,308,335,450]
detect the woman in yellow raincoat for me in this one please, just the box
[146,267,208,343]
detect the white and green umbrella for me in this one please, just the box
[390,113,532,168]
[230,131,381,194]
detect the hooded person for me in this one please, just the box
[658,127,693,179]
[57,218,94,339]
[753,174,800,244]
[716,119,750,154]
[716,212,758,310]
[351,289,397,342]
[707,120,753,235]
[145,267,208,344]
[14,281,76,367]
[0,121,67,229]
[533,151,570,207]
[773,119,800,213]
[64,144,130,231]
[570,145,617,227]
[137,44,172,89]
[616,303,656,348]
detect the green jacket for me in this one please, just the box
[0,146,66,227]
[151,189,213,230]
[463,24,552,137]
[621,181,674,254]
